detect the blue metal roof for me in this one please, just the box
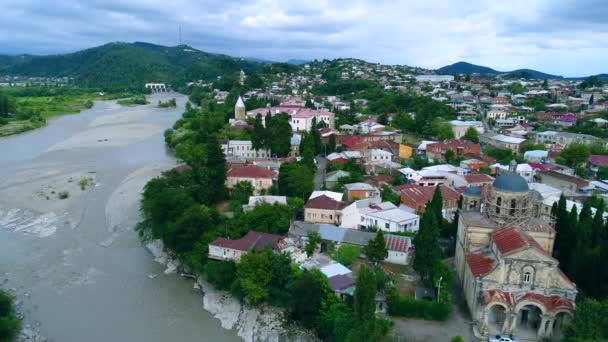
[492,173,529,192]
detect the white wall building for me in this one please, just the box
[341,198,420,233]
[221,140,270,158]
[415,75,455,83]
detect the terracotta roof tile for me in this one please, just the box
[227,165,276,179]
[210,231,284,252]
[491,226,549,256]
[464,174,495,184]
[304,195,347,210]
[465,253,495,277]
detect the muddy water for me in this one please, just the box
[0,94,239,342]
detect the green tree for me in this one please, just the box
[251,113,266,154]
[353,266,377,322]
[563,299,608,341]
[287,269,331,328]
[310,116,323,155]
[561,142,591,168]
[461,127,479,143]
[231,181,253,206]
[334,245,361,267]
[597,165,608,180]
[305,231,321,257]
[231,203,292,236]
[267,113,293,157]
[365,230,388,264]
[237,251,272,304]
[278,162,314,200]
[431,119,454,140]
[413,208,442,284]
[0,289,20,342]
[202,260,237,291]
[327,134,337,154]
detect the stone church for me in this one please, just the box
[455,161,577,340]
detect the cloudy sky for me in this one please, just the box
[2,0,607,77]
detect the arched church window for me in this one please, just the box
[496,197,501,214]
[523,271,531,284]
[510,199,516,216]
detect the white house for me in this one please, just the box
[220,140,270,158]
[365,149,393,163]
[340,198,420,233]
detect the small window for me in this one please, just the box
[523,271,531,284]
[385,223,390,229]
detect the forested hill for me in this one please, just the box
[437,61,563,79]
[0,42,265,90]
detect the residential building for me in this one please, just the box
[341,198,420,233]
[480,134,526,152]
[247,105,335,131]
[226,165,276,195]
[220,140,270,159]
[464,174,494,187]
[324,170,351,189]
[208,231,288,262]
[538,171,590,195]
[289,222,412,265]
[534,131,599,147]
[460,158,488,172]
[398,144,414,159]
[449,120,485,139]
[426,140,481,162]
[588,155,608,175]
[304,195,347,225]
[415,75,454,83]
[343,183,379,201]
[396,184,461,219]
[242,196,287,211]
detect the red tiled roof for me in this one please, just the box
[492,227,549,257]
[464,174,495,184]
[341,135,365,149]
[396,184,461,203]
[304,195,346,210]
[520,293,574,312]
[227,165,275,179]
[484,290,514,306]
[210,231,284,252]
[528,163,548,171]
[466,253,495,277]
[328,274,356,292]
[385,235,410,253]
[589,155,608,166]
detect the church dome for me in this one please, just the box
[492,173,529,192]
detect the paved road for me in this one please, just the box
[392,283,476,342]
[314,155,327,190]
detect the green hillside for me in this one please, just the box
[0,42,264,91]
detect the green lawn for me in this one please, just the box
[0,91,139,137]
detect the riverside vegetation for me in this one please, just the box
[0,289,20,341]
[137,96,396,341]
[0,86,142,136]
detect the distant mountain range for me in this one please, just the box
[0,42,264,90]
[437,61,565,79]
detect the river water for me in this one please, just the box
[0,94,239,342]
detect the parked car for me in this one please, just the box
[488,335,518,342]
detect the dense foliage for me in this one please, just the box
[552,196,608,299]
[563,298,608,341]
[0,290,20,341]
[1,42,265,91]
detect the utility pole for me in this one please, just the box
[436,276,443,303]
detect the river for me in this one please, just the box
[0,93,240,342]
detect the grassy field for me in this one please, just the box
[0,90,140,137]
[0,119,45,137]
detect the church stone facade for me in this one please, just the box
[455,161,577,340]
